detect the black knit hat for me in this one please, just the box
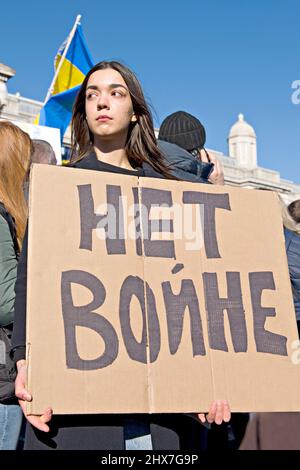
[158,111,206,151]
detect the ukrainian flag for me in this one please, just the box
[36,18,93,140]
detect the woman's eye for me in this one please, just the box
[112,90,124,97]
[86,92,97,99]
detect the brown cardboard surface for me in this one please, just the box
[26,164,300,415]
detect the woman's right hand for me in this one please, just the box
[15,359,52,432]
[199,150,225,186]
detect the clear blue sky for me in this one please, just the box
[1,0,300,182]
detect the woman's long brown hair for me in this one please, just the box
[70,61,173,178]
[0,121,32,248]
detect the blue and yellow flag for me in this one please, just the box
[36,20,94,140]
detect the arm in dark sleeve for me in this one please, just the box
[11,223,28,362]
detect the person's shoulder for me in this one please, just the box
[157,140,210,183]
[0,201,7,216]
[67,153,99,170]
[157,140,193,161]
[67,158,89,169]
[0,204,10,227]
[285,226,300,237]
[290,230,300,244]
[0,212,12,244]
[141,162,166,179]
[0,213,8,227]
[285,227,300,249]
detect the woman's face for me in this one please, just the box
[85,68,134,144]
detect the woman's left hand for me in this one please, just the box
[198,400,231,425]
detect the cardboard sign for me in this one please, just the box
[26,164,300,415]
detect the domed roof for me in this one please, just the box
[229,113,256,138]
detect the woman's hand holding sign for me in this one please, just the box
[198,400,231,425]
[15,359,53,432]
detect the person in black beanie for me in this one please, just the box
[158,110,224,185]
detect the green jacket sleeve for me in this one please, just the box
[0,214,18,326]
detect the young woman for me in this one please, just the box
[0,121,32,449]
[12,61,231,450]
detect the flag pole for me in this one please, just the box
[43,14,82,104]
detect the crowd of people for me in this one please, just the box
[0,60,299,450]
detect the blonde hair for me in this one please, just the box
[278,194,300,234]
[0,121,32,248]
